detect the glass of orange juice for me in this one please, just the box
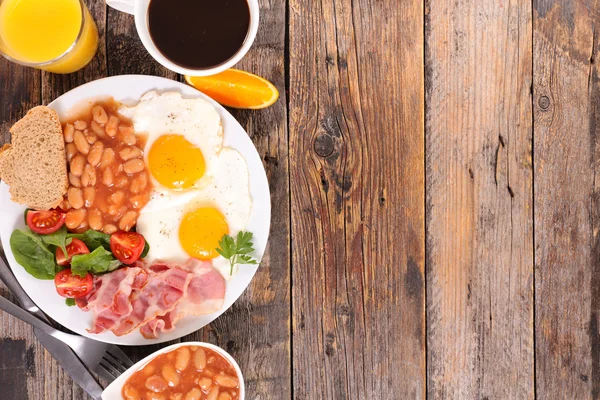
[0,0,98,74]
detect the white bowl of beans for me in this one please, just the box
[102,342,244,400]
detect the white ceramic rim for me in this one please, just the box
[133,0,259,76]
[101,341,245,399]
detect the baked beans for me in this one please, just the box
[66,143,77,162]
[73,130,90,154]
[123,346,241,400]
[74,120,87,130]
[85,130,97,144]
[64,123,74,143]
[88,142,104,167]
[61,101,152,234]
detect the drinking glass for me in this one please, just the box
[0,0,99,74]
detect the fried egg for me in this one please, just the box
[124,92,252,278]
[119,91,222,191]
[136,148,252,277]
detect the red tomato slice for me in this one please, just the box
[56,238,90,267]
[54,269,93,298]
[26,209,66,234]
[110,231,145,265]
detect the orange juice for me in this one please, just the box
[0,0,98,73]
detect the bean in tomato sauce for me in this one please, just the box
[122,346,241,400]
[60,100,152,234]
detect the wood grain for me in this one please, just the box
[289,0,425,398]
[425,0,534,398]
[1,0,290,398]
[0,1,108,398]
[0,59,86,400]
[104,2,292,399]
[105,7,176,78]
[176,0,293,397]
[533,1,600,397]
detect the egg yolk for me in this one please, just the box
[179,207,229,260]
[148,134,205,189]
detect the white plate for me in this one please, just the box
[0,75,271,345]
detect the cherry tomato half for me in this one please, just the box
[54,269,93,298]
[110,231,145,265]
[56,238,90,267]
[26,209,66,234]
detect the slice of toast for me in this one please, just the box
[0,106,68,210]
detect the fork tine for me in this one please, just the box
[95,364,117,384]
[102,353,128,373]
[98,359,121,379]
[105,346,134,369]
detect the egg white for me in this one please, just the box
[119,91,223,192]
[136,148,252,279]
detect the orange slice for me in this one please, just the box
[185,69,279,109]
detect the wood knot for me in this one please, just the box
[538,96,550,110]
[226,340,236,353]
[338,305,350,315]
[314,134,334,157]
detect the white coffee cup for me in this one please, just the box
[107,0,259,76]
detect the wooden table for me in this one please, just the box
[1,0,599,398]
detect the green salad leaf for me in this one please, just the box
[141,240,150,258]
[65,298,76,307]
[9,229,57,280]
[70,246,122,277]
[11,225,150,281]
[68,230,111,252]
[40,225,71,255]
[70,230,150,258]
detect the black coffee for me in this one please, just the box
[148,0,250,70]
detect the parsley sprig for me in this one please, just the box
[216,231,258,275]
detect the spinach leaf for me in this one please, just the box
[9,229,56,280]
[141,240,150,258]
[71,247,121,277]
[68,230,111,252]
[70,230,150,259]
[39,226,71,255]
[65,298,76,307]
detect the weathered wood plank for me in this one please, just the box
[0,33,94,400]
[289,0,425,398]
[0,60,41,146]
[425,0,534,397]
[105,7,176,78]
[0,338,29,399]
[0,2,109,399]
[105,2,292,399]
[533,1,600,397]
[0,2,106,399]
[179,0,292,397]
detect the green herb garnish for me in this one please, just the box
[216,231,258,276]
[65,298,76,307]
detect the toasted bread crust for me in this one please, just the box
[1,106,68,210]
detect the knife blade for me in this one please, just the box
[33,328,104,400]
[0,249,104,400]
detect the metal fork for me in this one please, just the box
[0,245,133,382]
[0,292,134,381]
